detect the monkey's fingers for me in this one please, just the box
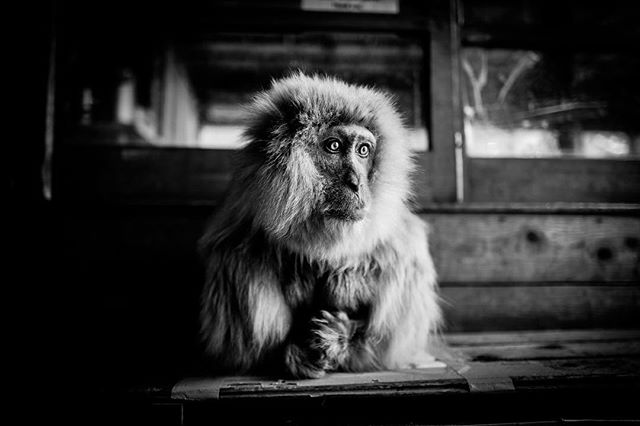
[320,310,335,321]
[284,344,328,379]
[311,317,329,327]
[319,310,350,323]
[310,324,351,369]
[335,311,350,322]
[319,316,351,337]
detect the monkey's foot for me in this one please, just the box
[404,352,447,369]
[284,343,328,379]
[310,310,353,369]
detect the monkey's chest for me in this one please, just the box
[283,265,376,318]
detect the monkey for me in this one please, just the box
[199,72,441,379]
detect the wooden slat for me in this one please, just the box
[440,285,640,332]
[446,329,640,346]
[466,158,640,203]
[454,358,640,389]
[170,357,640,401]
[424,213,640,282]
[448,341,640,362]
[172,368,465,401]
[54,146,235,202]
[419,202,640,215]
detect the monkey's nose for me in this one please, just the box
[344,170,360,193]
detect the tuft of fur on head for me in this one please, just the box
[202,72,416,263]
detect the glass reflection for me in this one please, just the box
[64,33,428,151]
[461,48,640,158]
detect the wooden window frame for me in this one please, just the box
[51,0,461,206]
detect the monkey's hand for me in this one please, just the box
[284,311,358,378]
[310,310,357,371]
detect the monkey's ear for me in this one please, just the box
[242,86,304,151]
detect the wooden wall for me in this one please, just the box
[55,203,640,387]
[425,211,639,331]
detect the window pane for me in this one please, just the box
[461,48,640,158]
[62,32,427,150]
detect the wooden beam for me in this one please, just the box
[421,0,458,203]
[441,285,640,332]
[424,213,640,283]
[466,158,640,203]
[54,146,235,203]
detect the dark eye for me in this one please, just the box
[324,138,341,153]
[357,144,371,157]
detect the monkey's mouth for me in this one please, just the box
[326,208,366,222]
[324,200,368,222]
[321,185,370,222]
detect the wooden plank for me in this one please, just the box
[155,355,640,425]
[453,357,640,386]
[424,213,640,282]
[446,329,640,346]
[440,285,640,332]
[58,206,640,286]
[172,367,465,401]
[466,158,640,203]
[54,146,235,203]
[170,356,640,401]
[419,202,640,215]
[450,340,640,362]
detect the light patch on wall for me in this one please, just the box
[301,0,399,14]
[198,125,429,152]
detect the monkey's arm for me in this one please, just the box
[200,248,293,373]
[370,214,442,369]
[312,215,441,372]
[201,246,335,378]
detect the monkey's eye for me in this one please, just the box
[357,144,371,158]
[324,138,342,153]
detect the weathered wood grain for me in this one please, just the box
[440,285,640,332]
[422,0,458,203]
[167,330,640,401]
[54,146,236,203]
[446,329,640,346]
[172,368,464,401]
[449,340,640,362]
[466,158,640,203]
[58,206,639,335]
[424,213,640,282]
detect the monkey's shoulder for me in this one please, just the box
[391,209,431,253]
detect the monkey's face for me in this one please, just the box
[314,124,376,222]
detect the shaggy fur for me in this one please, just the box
[199,73,441,378]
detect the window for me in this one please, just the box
[53,2,437,203]
[457,0,640,203]
[461,48,640,159]
[61,33,427,151]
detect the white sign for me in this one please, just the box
[301,0,399,14]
